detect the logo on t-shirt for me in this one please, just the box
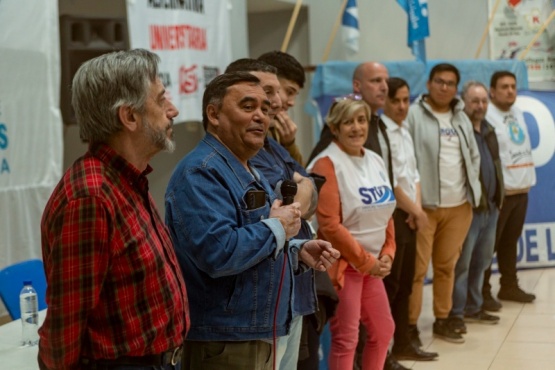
[440,127,458,140]
[359,186,395,205]
[507,119,525,145]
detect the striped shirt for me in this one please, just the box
[39,143,189,369]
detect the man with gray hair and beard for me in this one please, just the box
[39,49,189,370]
[448,81,503,336]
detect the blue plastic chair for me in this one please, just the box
[0,259,47,320]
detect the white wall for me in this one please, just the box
[307,0,491,63]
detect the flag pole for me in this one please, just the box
[281,0,304,53]
[322,0,349,62]
[519,10,555,60]
[475,0,502,59]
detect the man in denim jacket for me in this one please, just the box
[225,58,319,370]
[165,72,339,370]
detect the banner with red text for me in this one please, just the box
[489,0,555,82]
[127,0,232,122]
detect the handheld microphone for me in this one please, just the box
[281,180,297,206]
[281,179,298,254]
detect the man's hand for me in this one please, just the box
[407,209,428,231]
[292,172,317,218]
[274,112,298,146]
[269,199,301,239]
[299,240,340,271]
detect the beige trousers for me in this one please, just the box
[409,202,473,323]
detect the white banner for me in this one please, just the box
[127,0,233,123]
[489,0,555,82]
[0,0,63,313]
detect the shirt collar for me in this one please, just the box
[89,143,152,189]
[381,114,402,131]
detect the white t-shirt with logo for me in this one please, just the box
[486,104,536,190]
[310,142,396,257]
[434,110,467,207]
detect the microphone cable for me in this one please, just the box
[272,179,297,370]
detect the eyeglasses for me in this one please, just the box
[334,93,363,102]
[432,78,457,88]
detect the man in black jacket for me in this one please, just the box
[449,81,504,335]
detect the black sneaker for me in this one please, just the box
[449,316,467,334]
[408,324,422,348]
[393,342,438,361]
[433,318,465,343]
[482,290,503,312]
[464,310,500,324]
[498,285,536,303]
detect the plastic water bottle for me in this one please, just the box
[20,280,39,346]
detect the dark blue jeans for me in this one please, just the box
[451,208,499,317]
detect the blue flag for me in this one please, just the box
[342,0,359,53]
[397,0,430,62]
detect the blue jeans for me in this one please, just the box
[275,315,303,369]
[451,208,499,317]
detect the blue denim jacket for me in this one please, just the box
[250,137,317,317]
[165,133,306,341]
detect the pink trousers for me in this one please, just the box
[329,266,394,370]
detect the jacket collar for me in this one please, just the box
[202,133,262,190]
[417,94,465,114]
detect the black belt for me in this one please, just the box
[81,346,182,368]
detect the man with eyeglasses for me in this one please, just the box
[405,63,481,345]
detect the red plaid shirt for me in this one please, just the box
[38,144,189,370]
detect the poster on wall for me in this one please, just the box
[127,0,232,123]
[488,0,555,82]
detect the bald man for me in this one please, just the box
[308,62,392,185]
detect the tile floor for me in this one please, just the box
[400,268,555,370]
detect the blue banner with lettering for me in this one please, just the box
[515,91,555,267]
[308,62,554,370]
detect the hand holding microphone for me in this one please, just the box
[269,181,340,271]
[269,180,301,240]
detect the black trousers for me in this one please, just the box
[384,209,416,349]
[483,193,529,293]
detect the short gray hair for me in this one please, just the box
[461,80,488,100]
[71,48,160,143]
